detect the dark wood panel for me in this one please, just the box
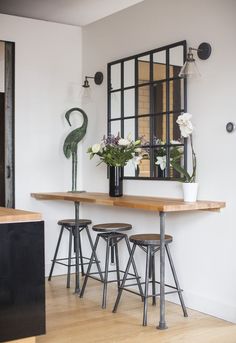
[0,221,45,342]
[0,93,5,206]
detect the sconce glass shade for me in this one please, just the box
[178,59,201,78]
[81,86,91,103]
[178,51,201,78]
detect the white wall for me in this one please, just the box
[81,0,236,322]
[0,14,82,274]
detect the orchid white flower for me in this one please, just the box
[176,112,193,138]
[132,155,143,168]
[155,156,166,170]
[91,143,101,153]
[118,138,130,146]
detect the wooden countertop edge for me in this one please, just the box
[0,207,42,223]
[31,192,225,212]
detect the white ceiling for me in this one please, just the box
[0,0,144,26]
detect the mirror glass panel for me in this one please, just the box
[110,92,121,119]
[124,89,135,117]
[124,59,135,88]
[110,63,121,90]
[153,51,166,81]
[138,55,150,85]
[110,120,121,137]
[138,85,150,116]
[108,41,187,180]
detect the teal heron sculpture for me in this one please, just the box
[63,107,88,192]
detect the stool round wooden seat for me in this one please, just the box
[92,223,132,232]
[113,233,188,326]
[129,233,173,246]
[57,219,92,228]
[80,222,142,309]
[48,218,100,289]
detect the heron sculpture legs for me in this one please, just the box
[72,151,77,192]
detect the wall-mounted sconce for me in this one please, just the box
[82,71,103,88]
[179,42,212,78]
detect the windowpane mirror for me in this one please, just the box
[108,40,187,180]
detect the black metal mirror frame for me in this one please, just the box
[107,40,187,180]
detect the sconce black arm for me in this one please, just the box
[82,71,103,88]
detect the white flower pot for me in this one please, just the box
[182,183,198,202]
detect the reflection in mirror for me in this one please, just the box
[108,40,187,180]
[170,46,184,67]
[110,91,121,119]
[124,89,135,116]
[138,54,150,84]
[124,59,135,88]
[138,116,150,141]
[123,118,135,139]
[153,51,166,81]
[170,79,184,111]
[138,85,150,115]
[110,120,121,137]
[138,154,150,178]
[110,63,121,90]
[153,82,167,114]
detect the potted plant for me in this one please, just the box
[87,133,143,197]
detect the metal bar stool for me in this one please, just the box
[113,233,188,326]
[48,219,101,288]
[80,223,143,309]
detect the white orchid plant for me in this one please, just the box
[170,113,196,183]
[154,113,196,182]
[87,133,144,168]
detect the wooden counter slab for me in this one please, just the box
[31,192,225,212]
[0,207,42,223]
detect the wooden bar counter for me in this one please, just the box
[0,207,45,342]
[31,192,225,212]
[31,191,225,330]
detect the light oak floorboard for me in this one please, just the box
[37,275,236,343]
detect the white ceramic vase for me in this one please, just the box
[182,182,198,202]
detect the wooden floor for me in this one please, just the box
[37,275,236,343]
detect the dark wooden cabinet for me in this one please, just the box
[0,221,45,342]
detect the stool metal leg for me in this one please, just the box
[80,235,100,298]
[85,227,103,282]
[124,236,144,298]
[111,239,115,265]
[67,228,73,288]
[74,202,81,294]
[151,248,156,306]
[165,244,188,317]
[114,238,121,288]
[143,245,151,326]
[77,227,85,276]
[48,226,64,281]
[102,236,110,309]
[113,243,137,313]
[157,211,167,330]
